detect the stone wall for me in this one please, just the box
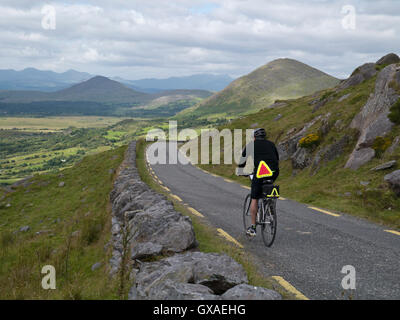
[109,141,282,300]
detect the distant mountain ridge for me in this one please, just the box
[123,74,234,92]
[182,58,340,119]
[0,68,92,92]
[0,68,233,92]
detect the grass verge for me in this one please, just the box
[0,145,127,299]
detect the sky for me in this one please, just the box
[0,0,399,80]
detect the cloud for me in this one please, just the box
[0,0,399,79]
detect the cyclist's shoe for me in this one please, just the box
[246,225,257,237]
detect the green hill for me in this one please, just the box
[182,58,340,119]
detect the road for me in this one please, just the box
[146,143,400,300]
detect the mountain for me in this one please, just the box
[0,68,93,91]
[0,76,213,117]
[52,76,149,103]
[184,58,340,119]
[123,74,234,92]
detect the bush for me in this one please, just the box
[299,133,321,149]
[372,136,392,158]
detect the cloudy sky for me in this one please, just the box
[0,0,399,80]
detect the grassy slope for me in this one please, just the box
[181,58,340,120]
[135,139,296,299]
[0,146,127,299]
[197,74,400,229]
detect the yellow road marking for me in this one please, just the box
[271,276,309,300]
[171,194,183,202]
[242,186,251,190]
[224,179,234,183]
[217,228,244,249]
[188,207,205,218]
[385,229,400,236]
[308,206,340,217]
[279,197,286,200]
[162,186,170,192]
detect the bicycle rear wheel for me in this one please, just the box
[242,194,252,233]
[260,199,277,247]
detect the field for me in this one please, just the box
[0,116,128,132]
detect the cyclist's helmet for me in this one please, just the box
[254,128,266,139]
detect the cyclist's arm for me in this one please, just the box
[274,144,280,162]
[238,145,248,168]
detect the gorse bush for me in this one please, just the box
[299,133,321,149]
[372,136,392,158]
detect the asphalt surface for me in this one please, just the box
[146,144,400,300]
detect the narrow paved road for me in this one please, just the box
[146,144,400,300]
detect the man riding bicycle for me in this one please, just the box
[236,128,280,237]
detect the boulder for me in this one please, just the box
[338,93,351,102]
[371,160,397,171]
[129,280,218,300]
[221,284,282,300]
[19,226,30,232]
[345,148,375,170]
[376,53,400,66]
[130,206,196,260]
[129,252,248,299]
[345,64,400,169]
[384,170,400,196]
[91,262,102,271]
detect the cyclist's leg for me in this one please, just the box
[250,177,263,225]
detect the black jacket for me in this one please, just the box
[238,139,280,174]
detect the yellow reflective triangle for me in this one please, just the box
[256,161,273,178]
[268,187,280,198]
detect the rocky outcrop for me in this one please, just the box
[337,63,377,91]
[291,148,312,170]
[111,141,281,300]
[376,53,400,66]
[371,160,397,171]
[345,64,400,170]
[311,136,350,174]
[278,115,323,161]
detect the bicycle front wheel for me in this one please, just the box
[243,194,252,233]
[260,199,277,247]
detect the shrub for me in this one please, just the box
[388,99,400,125]
[299,133,321,149]
[372,136,392,158]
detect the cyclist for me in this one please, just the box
[236,128,280,237]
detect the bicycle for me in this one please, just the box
[242,174,279,247]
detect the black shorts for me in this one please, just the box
[251,171,279,200]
